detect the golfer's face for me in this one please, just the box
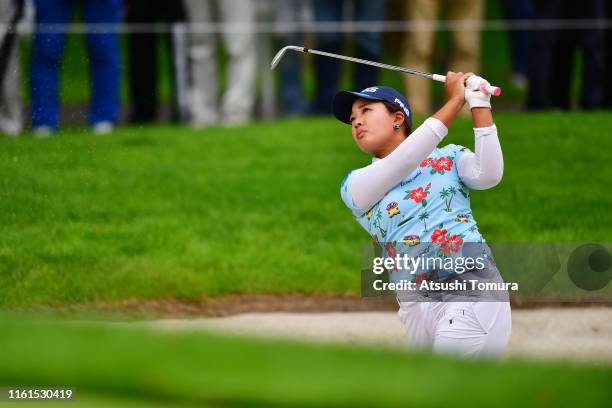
[349,99,395,154]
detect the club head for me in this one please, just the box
[270,45,305,70]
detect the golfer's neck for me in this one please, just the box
[374,138,404,159]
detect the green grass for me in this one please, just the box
[0,314,610,408]
[0,114,610,307]
[1,392,210,408]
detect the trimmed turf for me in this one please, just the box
[0,314,610,408]
[1,113,611,307]
[0,392,210,408]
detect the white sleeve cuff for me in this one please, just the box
[424,117,448,141]
[474,124,497,138]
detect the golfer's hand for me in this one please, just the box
[444,71,471,104]
[465,75,492,110]
[433,72,473,127]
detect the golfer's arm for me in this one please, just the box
[432,96,465,127]
[471,107,494,127]
[346,118,448,211]
[457,108,503,190]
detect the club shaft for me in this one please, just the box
[304,48,435,80]
[271,46,500,95]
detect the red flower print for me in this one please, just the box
[416,272,428,284]
[409,187,428,203]
[431,229,447,243]
[432,157,453,172]
[420,157,434,167]
[441,234,464,254]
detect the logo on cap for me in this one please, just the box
[362,87,378,93]
[394,98,411,118]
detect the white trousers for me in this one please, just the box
[0,0,22,136]
[183,0,257,126]
[397,300,511,358]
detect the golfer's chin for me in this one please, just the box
[356,139,383,155]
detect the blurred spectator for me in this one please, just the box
[402,0,485,115]
[604,3,612,108]
[30,0,121,136]
[312,0,387,114]
[527,0,606,110]
[183,0,256,127]
[275,0,311,116]
[502,0,533,89]
[125,0,187,123]
[0,0,25,136]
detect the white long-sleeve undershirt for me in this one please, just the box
[345,118,503,212]
[456,124,503,190]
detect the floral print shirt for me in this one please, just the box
[341,144,488,281]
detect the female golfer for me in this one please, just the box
[334,72,511,357]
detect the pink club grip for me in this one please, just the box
[434,74,502,96]
[481,83,502,96]
[466,75,501,96]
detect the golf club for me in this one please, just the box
[270,45,501,96]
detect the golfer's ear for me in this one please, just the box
[394,111,405,124]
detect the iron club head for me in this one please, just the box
[270,45,305,70]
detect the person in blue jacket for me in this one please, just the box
[30,0,121,136]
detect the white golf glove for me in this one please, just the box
[465,75,492,110]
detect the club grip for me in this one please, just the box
[481,84,502,96]
[467,75,502,97]
[433,74,501,96]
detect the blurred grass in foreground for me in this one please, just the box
[0,314,610,408]
[0,113,611,307]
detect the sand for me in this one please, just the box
[134,307,612,363]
